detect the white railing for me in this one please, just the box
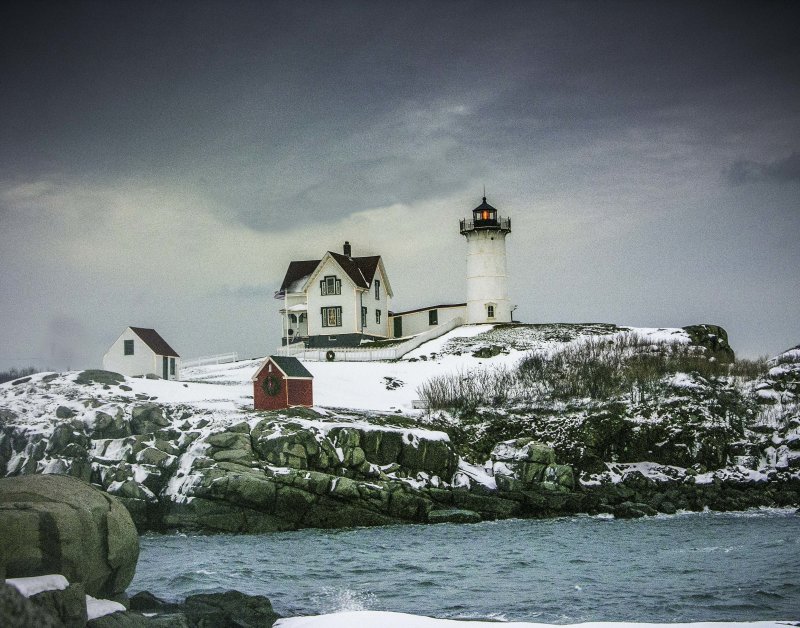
[181,352,239,369]
[276,317,464,362]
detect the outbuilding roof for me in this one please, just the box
[129,327,180,357]
[253,355,313,380]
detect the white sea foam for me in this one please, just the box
[274,612,792,627]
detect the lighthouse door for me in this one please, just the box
[393,317,403,338]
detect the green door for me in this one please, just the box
[393,316,403,338]
[162,356,169,379]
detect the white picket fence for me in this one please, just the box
[277,317,464,362]
[181,352,239,369]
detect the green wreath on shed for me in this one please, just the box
[262,373,282,397]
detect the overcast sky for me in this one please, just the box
[1,0,798,371]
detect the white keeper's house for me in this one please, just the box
[275,242,393,348]
[275,195,512,357]
[102,326,181,380]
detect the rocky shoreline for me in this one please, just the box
[1,363,798,533]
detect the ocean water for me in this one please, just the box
[131,510,800,623]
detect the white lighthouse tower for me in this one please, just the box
[460,196,512,324]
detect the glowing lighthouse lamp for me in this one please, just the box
[459,195,512,324]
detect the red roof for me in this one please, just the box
[130,327,180,357]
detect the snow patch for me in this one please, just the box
[85,594,126,620]
[6,574,69,597]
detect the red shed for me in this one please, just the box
[252,355,314,410]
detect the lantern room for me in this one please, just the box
[460,196,511,235]
[473,197,497,225]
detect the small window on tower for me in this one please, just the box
[124,340,134,355]
[487,305,495,319]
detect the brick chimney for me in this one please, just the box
[343,241,352,257]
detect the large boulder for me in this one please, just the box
[682,324,735,361]
[0,474,139,597]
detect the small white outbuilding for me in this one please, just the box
[102,327,181,380]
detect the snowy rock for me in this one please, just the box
[130,404,170,435]
[55,405,77,419]
[91,407,131,439]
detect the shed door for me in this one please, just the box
[393,316,402,338]
[162,356,169,379]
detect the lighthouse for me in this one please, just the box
[460,196,512,324]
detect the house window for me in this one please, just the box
[376,309,382,325]
[429,309,438,326]
[169,358,176,376]
[289,313,297,323]
[361,306,368,328]
[320,275,341,295]
[375,280,381,300]
[124,339,134,355]
[487,304,495,319]
[322,306,342,327]
[299,313,306,322]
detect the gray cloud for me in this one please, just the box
[726,152,800,186]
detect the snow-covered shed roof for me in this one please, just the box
[129,327,180,357]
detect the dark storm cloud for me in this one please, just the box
[3,1,798,231]
[1,1,799,369]
[726,152,800,186]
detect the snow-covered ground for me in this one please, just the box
[179,324,689,413]
[274,612,792,628]
[0,323,706,428]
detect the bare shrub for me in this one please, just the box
[0,366,38,384]
[417,331,774,411]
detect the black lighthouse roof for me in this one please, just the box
[473,196,497,212]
